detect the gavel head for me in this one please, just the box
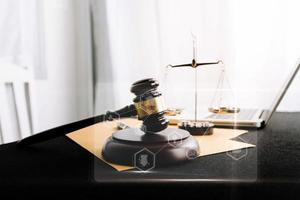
[130,78,169,133]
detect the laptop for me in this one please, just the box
[168,61,300,128]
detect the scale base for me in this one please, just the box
[102,128,199,168]
[178,121,214,135]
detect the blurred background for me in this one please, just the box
[0,0,300,144]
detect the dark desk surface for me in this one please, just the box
[1,112,300,199]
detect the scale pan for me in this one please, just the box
[208,107,240,114]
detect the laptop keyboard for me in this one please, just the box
[207,109,258,120]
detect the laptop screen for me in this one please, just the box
[264,61,300,124]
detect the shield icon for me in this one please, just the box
[134,148,155,171]
[139,154,149,167]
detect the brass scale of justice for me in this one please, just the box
[166,37,240,135]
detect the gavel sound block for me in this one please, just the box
[102,78,199,168]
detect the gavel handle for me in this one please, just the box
[18,104,137,147]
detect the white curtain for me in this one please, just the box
[0,0,23,64]
[0,0,42,143]
[0,0,44,78]
[91,0,300,114]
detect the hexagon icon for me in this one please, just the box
[140,124,147,133]
[186,148,198,160]
[167,131,183,147]
[134,148,156,171]
[132,124,146,136]
[226,137,248,161]
[202,122,213,135]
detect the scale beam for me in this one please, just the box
[169,60,223,69]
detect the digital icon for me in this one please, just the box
[134,148,155,171]
[168,131,183,147]
[139,154,149,167]
[140,124,147,133]
[226,137,248,160]
[186,149,198,160]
